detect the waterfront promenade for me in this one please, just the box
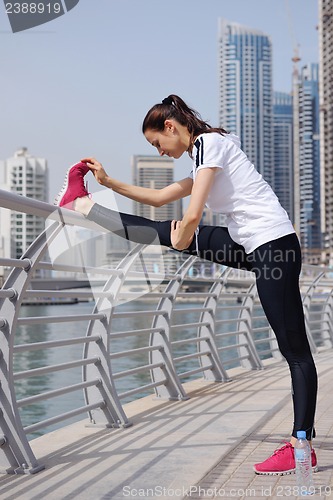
[0,351,332,500]
[1,191,333,500]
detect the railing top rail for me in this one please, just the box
[302,263,333,273]
[0,188,103,232]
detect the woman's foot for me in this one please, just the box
[73,196,94,216]
[253,442,318,475]
[54,162,91,210]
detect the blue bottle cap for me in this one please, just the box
[297,430,306,439]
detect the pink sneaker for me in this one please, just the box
[253,442,318,475]
[54,162,90,209]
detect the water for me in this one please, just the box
[295,432,314,496]
[14,299,270,438]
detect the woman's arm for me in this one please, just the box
[171,167,217,250]
[81,157,193,207]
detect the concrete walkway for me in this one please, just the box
[0,351,332,500]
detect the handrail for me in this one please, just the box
[0,189,332,474]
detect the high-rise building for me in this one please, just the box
[0,148,48,259]
[218,19,274,185]
[132,155,182,220]
[273,92,294,222]
[319,0,333,264]
[294,64,321,263]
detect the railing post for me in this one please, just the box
[149,255,198,400]
[237,283,263,370]
[198,272,231,382]
[83,245,150,427]
[0,221,62,473]
[322,287,333,347]
[302,271,323,353]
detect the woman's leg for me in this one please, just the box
[85,202,253,270]
[251,234,317,441]
[86,202,173,246]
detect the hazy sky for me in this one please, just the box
[0,0,319,210]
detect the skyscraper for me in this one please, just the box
[273,92,294,222]
[218,19,273,185]
[294,64,321,263]
[0,148,48,259]
[132,155,182,220]
[319,0,333,264]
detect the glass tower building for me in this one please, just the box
[297,63,321,262]
[218,19,273,186]
[319,0,333,264]
[273,92,294,222]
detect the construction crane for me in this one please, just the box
[285,0,301,66]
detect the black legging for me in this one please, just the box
[87,203,317,440]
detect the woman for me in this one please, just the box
[55,94,318,475]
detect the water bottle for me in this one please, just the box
[294,431,314,496]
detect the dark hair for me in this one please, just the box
[142,94,228,157]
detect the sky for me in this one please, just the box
[0,0,319,211]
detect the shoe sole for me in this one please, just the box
[54,165,72,207]
[253,465,319,476]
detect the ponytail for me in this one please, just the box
[142,94,228,156]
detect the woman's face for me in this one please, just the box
[144,121,188,159]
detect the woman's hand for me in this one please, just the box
[81,157,108,186]
[170,220,194,250]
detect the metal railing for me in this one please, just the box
[0,189,332,474]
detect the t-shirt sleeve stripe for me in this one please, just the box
[194,138,200,168]
[194,137,204,169]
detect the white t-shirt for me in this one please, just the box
[189,132,295,254]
